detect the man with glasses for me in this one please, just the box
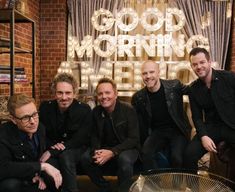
[0,94,62,192]
[39,73,92,192]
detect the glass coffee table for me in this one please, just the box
[129,169,235,192]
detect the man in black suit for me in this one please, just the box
[0,94,62,192]
[131,60,191,171]
[81,77,140,192]
[184,47,235,171]
[39,73,92,192]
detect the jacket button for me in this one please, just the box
[22,155,25,159]
[20,143,24,146]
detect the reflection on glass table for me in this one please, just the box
[130,169,235,192]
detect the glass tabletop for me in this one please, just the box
[130,169,235,192]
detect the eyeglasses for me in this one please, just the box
[14,111,39,124]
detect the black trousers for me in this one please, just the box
[50,147,87,192]
[184,123,235,171]
[81,148,138,191]
[142,128,188,171]
[0,178,55,192]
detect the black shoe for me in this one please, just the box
[61,189,79,192]
[97,187,112,192]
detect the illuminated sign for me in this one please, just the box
[66,7,209,93]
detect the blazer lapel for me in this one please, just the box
[38,125,46,156]
[49,102,59,137]
[12,131,35,160]
[98,110,106,136]
[162,80,172,109]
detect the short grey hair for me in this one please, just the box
[51,73,78,94]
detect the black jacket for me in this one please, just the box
[0,122,45,180]
[189,69,235,138]
[39,99,92,156]
[91,100,140,155]
[132,79,191,145]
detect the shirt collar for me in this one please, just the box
[18,129,38,141]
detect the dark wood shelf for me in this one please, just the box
[0,8,36,97]
[0,9,34,23]
[0,81,29,84]
[0,36,30,53]
[0,46,32,54]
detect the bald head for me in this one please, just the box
[141,60,159,73]
[141,60,161,92]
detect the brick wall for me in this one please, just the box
[0,0,67,104]
[0,0,40,102]
[230,13,235,72]
[39,0,67,101]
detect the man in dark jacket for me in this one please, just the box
[81,77,140,192]
[39,73,92,192]
[131,60,191,171]
[184,47,235,171]
[0,94,62,192]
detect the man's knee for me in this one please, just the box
[59,149,74,158]
[0,178,22,192]
[80,149,93,166]
[117,151,137,166]
[59,149,76,164]
[171,154,183,167]
[184,145,196,162]
[183,148,202,170]
[142,143,156,155]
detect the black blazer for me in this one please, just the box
[91,100,140,155]
[132,79,191,145]
[39,99,92,156]
[0,122,45,180]
[189,69,235,138]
